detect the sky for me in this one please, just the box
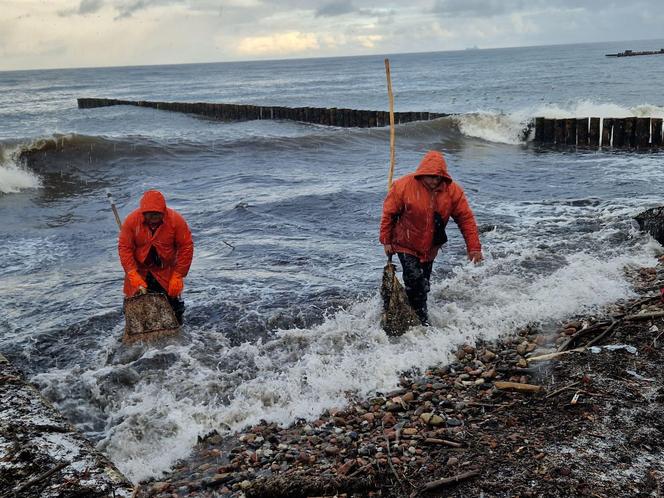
[1,0,663,71]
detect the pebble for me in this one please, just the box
[324,445,339,455]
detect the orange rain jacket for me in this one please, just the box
[118,190,194,297]
[379,151,481,263]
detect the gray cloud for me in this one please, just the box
[315,1,355,17]
[431,0,535,18]
[79,0,104,14]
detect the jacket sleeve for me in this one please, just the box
[450,184,481,253]
[173,214,194,277]
[118,216,139,273]
[379,183,403,245]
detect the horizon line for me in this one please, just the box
[2,36,664,74]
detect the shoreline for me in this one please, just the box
[3,261,663,497]
[131,262,664,497]
[0,353,134,497]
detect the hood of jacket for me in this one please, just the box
[413,151,453,183]
[139,190,167,213]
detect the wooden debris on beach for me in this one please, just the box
[0,353,134,497]
[380,261,421,336]
[123,293,181,344]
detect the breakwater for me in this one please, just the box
[77,98,448,128]
[534,116,663,148]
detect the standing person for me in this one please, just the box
[118,190,194,324]
[379,150,482,325]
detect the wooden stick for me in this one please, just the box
[424,438,463,448]
[385,59,396,189]
[420,470,480,492]
[527,347,586,363]
[545,381,581,399]
[494,381,543,393]
[585,320,621,348]
[625,311,664,321]
[10,461,70,496]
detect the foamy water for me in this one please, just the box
[0,157,41,194]
[3,41,664,484]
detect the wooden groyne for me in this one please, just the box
[77,98,448,128]
[534,117,664,148]
[0,353,134,497]
[606,48,664,57]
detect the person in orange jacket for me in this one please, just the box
[118,190,194,324]
[380,150,482,325]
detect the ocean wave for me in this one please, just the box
[454,101,664,145]
[0,145,41,194]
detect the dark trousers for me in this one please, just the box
[146,272,185,325]
[397,253,433,325]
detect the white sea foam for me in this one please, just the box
[0,147,41,194]
[31,225,653,483]
[455,101,664,145]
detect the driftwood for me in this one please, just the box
[527,347,586,363]
[380,262,420,336]
[417,469,481,494]
[8,462,70,497]
[123,292,180,344]
[244,473,375,498]
[494,381,543,393]
[624,311,664,321]
[424,438,464,448]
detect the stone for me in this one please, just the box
[382,413,397,427]
[324,445,339,455]
[361,413,375,423]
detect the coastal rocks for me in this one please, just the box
[132,264,664,497]
[0,354,134,498]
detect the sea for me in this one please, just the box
[1,39,664,482]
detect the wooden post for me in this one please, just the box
[589,117,600,146]
[368,111,377,128]
[601,118,613,147]
[624,117,636,148]
[652,118,663,147]
[534,117,545,142]
[613,118,626,147]
[564,118,577,145]
[540,118,554,143]
[636,118,650,148]
[385,58,396,189]
[553,119,565,144]
[576,118,589,146]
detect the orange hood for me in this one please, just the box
[139,190,167,213]
[413,151,452,183]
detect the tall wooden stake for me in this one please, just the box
[385,58,396,189]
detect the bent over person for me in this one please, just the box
[118,190,194,324]
[380,150,482,325]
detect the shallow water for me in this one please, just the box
[1,40,664,481]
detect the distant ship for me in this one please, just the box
[606,48,664,57]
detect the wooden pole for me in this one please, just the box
[106,190,122,229]
[385,59,396,189]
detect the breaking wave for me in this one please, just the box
[454,101,664,145]
[0,145,41,194]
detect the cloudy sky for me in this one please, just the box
[1,0,663,71]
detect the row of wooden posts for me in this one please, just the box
[77,98,448,128]
[534,117,664,148]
